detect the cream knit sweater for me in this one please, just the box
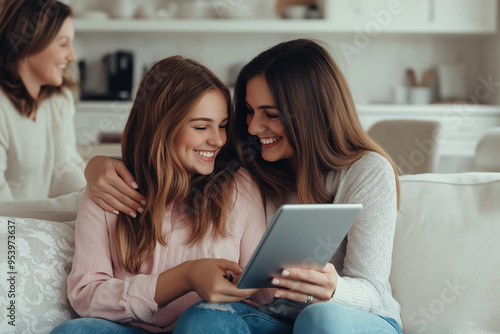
[0,88,86,201]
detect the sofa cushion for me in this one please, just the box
[0,216,77,333]
[391,173,500,334]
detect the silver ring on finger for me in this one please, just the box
[304,294,313,305]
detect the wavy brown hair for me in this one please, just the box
[232,39,400,208]
[117,56,237,274]
[0,0,75,117]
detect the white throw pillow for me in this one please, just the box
[0,216,78,334]
[391,173,500,334]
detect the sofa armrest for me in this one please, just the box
[0,191,83,222]
[390,172,500,333]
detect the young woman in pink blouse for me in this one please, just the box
[50,56,273,333]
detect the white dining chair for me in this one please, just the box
[367,120,441,175]
[470,127,500,172]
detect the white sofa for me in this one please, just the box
[1,173,499,334]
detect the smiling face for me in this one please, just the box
[177,90,228,177]
[17,17,76,98]
[245,74,295,162]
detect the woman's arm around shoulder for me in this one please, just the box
[84,155,146,217]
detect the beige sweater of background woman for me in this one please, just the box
[0,88,86,201]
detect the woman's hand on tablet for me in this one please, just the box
[270,263,338,304]
[187,259,260,303]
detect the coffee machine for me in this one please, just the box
[79,50,134,101]
[103,51,134,100]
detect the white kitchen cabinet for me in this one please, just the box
[77,143,122,162]
[357,103,500,172]
[326,0,431,32]
[74,101,500,172]
[322,0,498,33]
[73,0,498,34]
[74,101,131,144]
[431,0,498,33]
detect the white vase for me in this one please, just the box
[256,0,279,19]
[215,0,256,19]
[109,0,136,19]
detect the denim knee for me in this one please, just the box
[294,303,337,333]
[51,318,148,334]
[174,302,251,334]
[51,318,101,334]
[294,302,401,334]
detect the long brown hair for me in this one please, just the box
[117,56,237,274]
[0,0,74,117]
[232,39,400,208]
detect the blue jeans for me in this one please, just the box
[173,301,293,334]
[294,302,403,334]
[174,301,403,334]
[50,318,151,334]
[51,302,403,334]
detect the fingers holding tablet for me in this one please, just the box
[270,263,338,304]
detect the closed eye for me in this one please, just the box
[266,112,279,120]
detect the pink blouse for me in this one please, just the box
[67,170,267,332]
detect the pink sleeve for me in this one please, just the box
[236,171,267,269]
[235,171,276,305]
[67,191,159,323]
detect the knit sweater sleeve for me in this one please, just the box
[49,89,86,198]
[329,152,398,313]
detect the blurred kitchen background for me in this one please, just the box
[67,0,500,173]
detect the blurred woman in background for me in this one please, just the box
[0,0,85,201]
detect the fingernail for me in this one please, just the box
[140,200,147,205]
[137,207,144,214]
[282,270,290,277]
[130,212,137,218]
[274,291,281,298]
[113,210,119,215]
[272,278,279,285]
[132,182,139,189]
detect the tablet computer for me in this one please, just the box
[236,203,362,289]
